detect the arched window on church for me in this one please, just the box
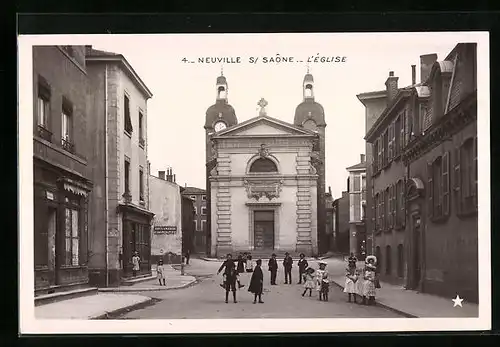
[305,84,313,98]
[249,158,278,173]
[303,119,317,131]
[217,86,226,99]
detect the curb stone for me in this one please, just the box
[329,279,417,318]
[91,297,158,319]
[98,277,198,293]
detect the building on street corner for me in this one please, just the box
[180,190,196,258]
[402,43,478,302]
[181,186,207,254]
[85,46,154,286]
[360,42,478,300]
[33,46,94,295]
[347,154,367,260]
[149,170,182,265]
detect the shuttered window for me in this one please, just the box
[473,136,478,209]
[427,162,433,218]
[442,151,450,216]
[400,179,406,228]
[454,147,461,214]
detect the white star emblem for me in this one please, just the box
[452,295,464,307]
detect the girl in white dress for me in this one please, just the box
[315,261,330,301]
[301,267,316,297]
[362,263,377,305]
[343,267,358,303]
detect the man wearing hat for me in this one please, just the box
[268,253,278,285]
[283,252,293,284]
[297,253,308,284]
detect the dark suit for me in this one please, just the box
[218,260,237,292]
[297,258,308,284]
[268,258,278,285]
[283,256,293,284]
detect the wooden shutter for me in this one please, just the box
[378,138,382,171]
[442,151,450,216]
[388,124,393,162]
[381,190,385,230]
[395,181,399,228]
[392,123,396,159]
[400,179,406,228]
[381,134,385,168]
[371,194,376,231]
[473,136,478,209]
[427,162,433,218]
[454,147,462,215]
[388,185,393,228]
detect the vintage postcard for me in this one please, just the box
[18,32,490,334]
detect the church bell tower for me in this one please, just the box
[294,71,328,256]
[204,70,238,256]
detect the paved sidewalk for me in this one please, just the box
[324,258,479,318]
[35,293,153,319]
[99,265,197,292]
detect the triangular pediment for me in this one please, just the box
[213,115,315,137]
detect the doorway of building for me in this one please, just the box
[254,210,274,250]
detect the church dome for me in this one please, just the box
[294,99,325,126]
[216,75,227,84]
[205,100,238,128]
[304,73,314,83]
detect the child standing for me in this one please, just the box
[132,251,140,277]
[354,268,364,303]
[301,267,315,297]
[157,259,166,286]
[246,254,254,273]
[316,261,330,301]
[343,267,358,302]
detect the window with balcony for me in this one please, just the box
[124,94,133,134]
[61,99,74,153]
[37,79,52,141]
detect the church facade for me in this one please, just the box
[204,73,327,257]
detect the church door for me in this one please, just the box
[254,210,274,250]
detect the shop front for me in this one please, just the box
[34,162,92,295]
[118,203,154,278]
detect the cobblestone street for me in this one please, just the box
[117,258,402,319]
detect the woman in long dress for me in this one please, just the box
[248,259,264,303]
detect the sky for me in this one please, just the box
[82,32,480,198]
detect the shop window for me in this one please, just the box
[64,208,80,266]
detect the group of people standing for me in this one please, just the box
[217,252,332,304]
[343,253,379,305]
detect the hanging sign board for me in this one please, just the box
[154,226,177,235]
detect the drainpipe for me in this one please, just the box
[104,64,109,287]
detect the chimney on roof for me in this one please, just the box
[420,53,438,83]
[411,65,416,85]
[158,171,165,180]
[385,71,399,103]
[173,174,176,183]
[360,154,366,163]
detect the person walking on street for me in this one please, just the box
[157,259,166,286]
[217,254,239,303]
[248,259,264,304]
[283,252,293,284]
[132,251,140,277]
[297,253,308,284]
[268,253,278,285]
